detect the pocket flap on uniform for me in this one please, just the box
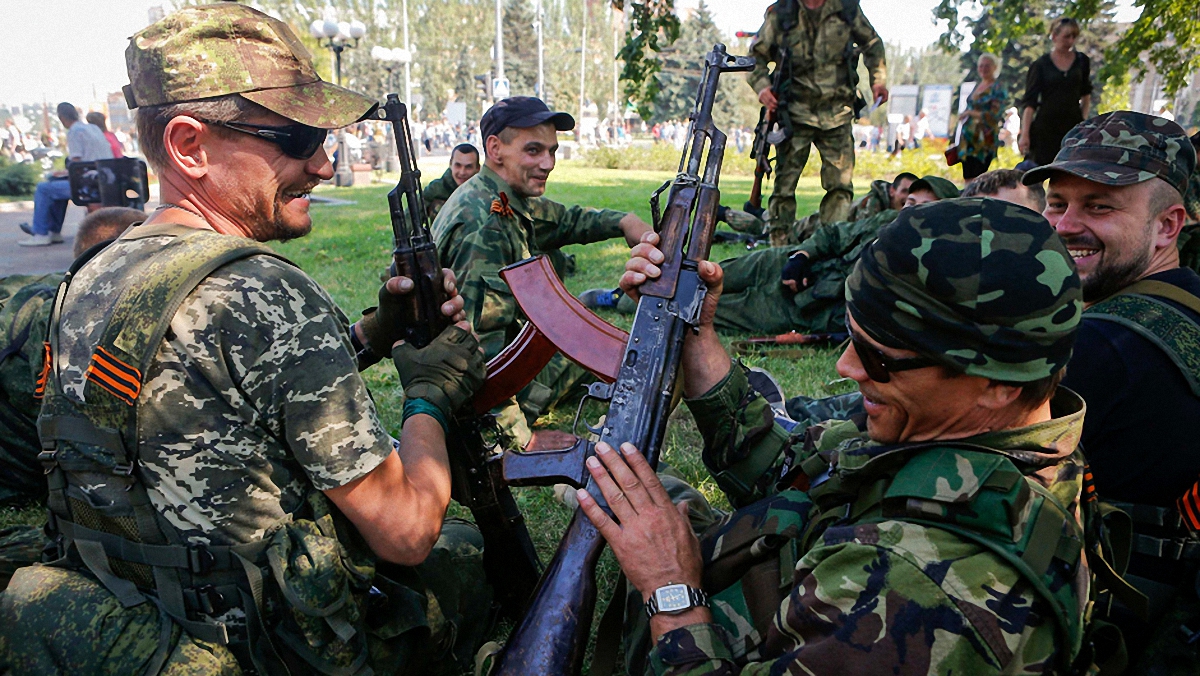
[884,448,1006,505]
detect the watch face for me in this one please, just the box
[655,584,691,613]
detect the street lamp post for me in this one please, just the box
[310,18,366,187]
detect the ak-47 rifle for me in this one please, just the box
[375,94,542,617]
[745,40,791,220]
[487,45,756,675]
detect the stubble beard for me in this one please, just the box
[1080,247,1152,303]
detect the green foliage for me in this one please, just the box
[617,0,682,121]
[934,0,1200,98]
[0,159,38,196]
[648,2,759,128]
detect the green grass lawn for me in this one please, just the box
[269,163,855,665]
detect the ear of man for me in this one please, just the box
[162,116,212,179]
[1148,178,1187,247]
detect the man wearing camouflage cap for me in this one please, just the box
[0,5,491,674]
[576,198,1096,674]
[432,96,652,448]
[1024,110,1200,669]
[710,174,959,335]
[566,198,1099,672]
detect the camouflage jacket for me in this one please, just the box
[53,226,393,545]
[423,167,459,222]
[0,273,60,505]
[793,208,897,296]
[847,179,889,221]
[650,365,1089,675]
[432,165,627,359]
[748,0,887,129]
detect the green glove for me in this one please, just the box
[360,279,411,355]
[392,325,486,420]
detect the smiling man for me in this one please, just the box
[432,96,651,447]
[423,143,481,220]
[581,198,1092,675]
[1023,111,1200,669]
[0,6,493,674]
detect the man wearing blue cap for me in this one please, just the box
[431,97,652,448]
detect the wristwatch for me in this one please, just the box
[645,583,709,619]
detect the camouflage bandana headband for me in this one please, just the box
[846,198,1082,382]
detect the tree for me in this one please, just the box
[649,2,757,128]
[615,0,681,120]
[503,0,540,97]
[933,0,1200,97]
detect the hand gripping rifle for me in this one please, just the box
[745,42,791,220]
[487,45,756,675]
[375,95,542,617]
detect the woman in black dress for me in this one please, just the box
[1018,17,1093,165]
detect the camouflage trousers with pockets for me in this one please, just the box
[768,122,855,247]
[0,519,492,676]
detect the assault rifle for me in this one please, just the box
[487,45,756,674]
[745,42,791,220]
[731,331,849,358]
[375,94,542,617]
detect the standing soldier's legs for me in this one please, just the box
[813,123,855,227]
[767,125,817,246]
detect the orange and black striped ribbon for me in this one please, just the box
[1178,480,1200,534]
[1082,465,1098,503]
[490,192,515,218]
[85,345,142,406]
[34,342,50,400]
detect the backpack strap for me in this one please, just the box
[1084,279,1200,396]
[38,224,288,651]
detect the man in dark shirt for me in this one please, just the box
[1024,110,1200,668]
[1025,112,1198,505]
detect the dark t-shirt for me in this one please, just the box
[1063,267,1200,507]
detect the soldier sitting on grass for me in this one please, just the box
[582,198,1096,675]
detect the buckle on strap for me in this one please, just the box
[193,584,229,616]
[1132,533,1200,561]
[189,544,216,574]
[112,461,135,477]
[37,449,58,473]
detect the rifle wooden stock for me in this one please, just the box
[491,44,755,676]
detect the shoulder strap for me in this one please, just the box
[1085,281,1200,397]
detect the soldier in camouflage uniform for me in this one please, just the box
[432,96,651,448]
[422,143,480,222]
[748,0,888,246]
[580,197,1095,674]
[0,6,492,674]
[1024,111,1200,671]
[0,207,143,510]
[718,172,917,241]
[1177,131,1200,275]
[712,175,959,334]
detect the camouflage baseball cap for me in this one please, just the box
[1023,111,1196,196]
[846,198,1081,382]
[907,175,961,200]
[124,3,377,129]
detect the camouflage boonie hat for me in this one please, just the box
[846,198,1082,382]
[907,175,961,200]
[124,3,377,129]
[1023,111,1196,196]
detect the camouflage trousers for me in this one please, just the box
[712,247,848,335]
[768,122,855,247]
[0,519,492,676]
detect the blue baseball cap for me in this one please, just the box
[480,96,575,142]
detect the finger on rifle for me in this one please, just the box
[631,241,665,265]
[596,442,655,512]
[441,295,464,319]
[697,260,724,286]
[640,231,660,246]
[442,268,458,294]
[585,445,638,522]
[619,442,669,507]
[385,276,415,295]
[576,487,622,541]
[782,279,797,292]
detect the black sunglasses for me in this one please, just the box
[201,119,328,160]
[846,323,939,383]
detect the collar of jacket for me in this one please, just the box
[820,387,1086,479]
[477,165,533,221]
